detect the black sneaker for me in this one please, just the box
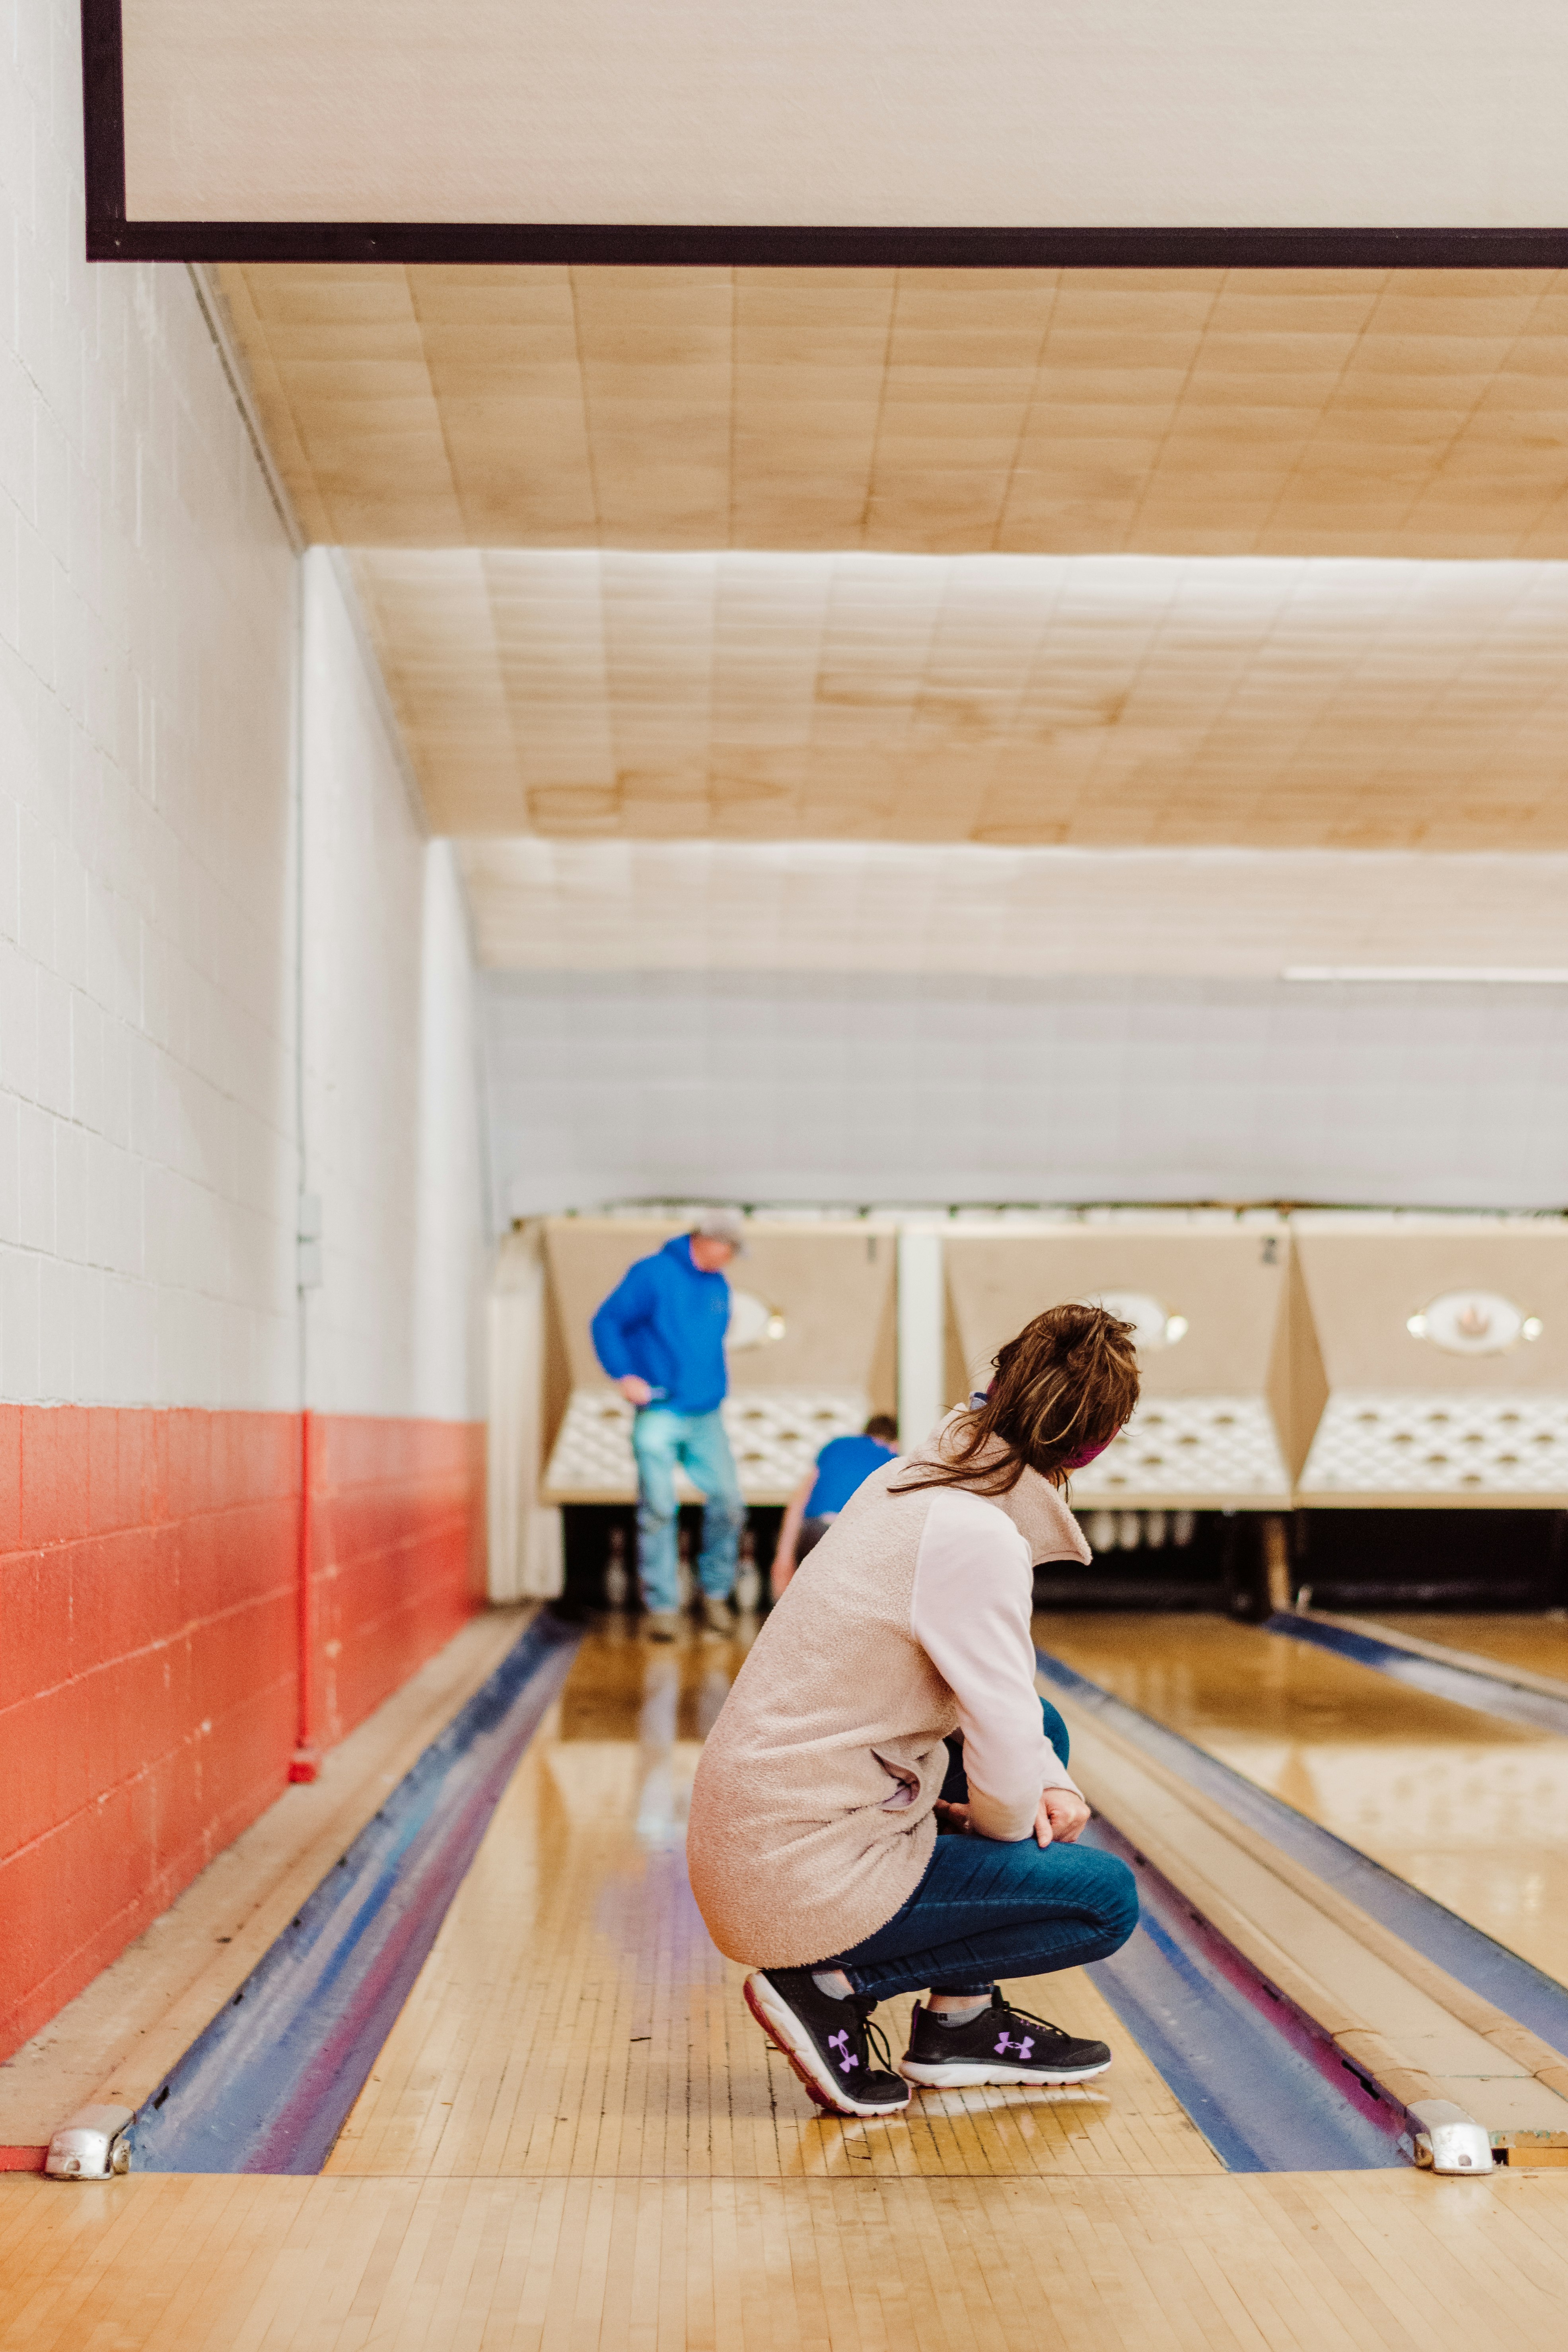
[899,1989,1111,2088]
[744,1968,912,2117]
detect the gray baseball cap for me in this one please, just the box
[691,1206,748,1254]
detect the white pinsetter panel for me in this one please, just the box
[1072,1397,1289,1509]
[944,1219,1294,1509]
[120,0,1568,228]
[543,1387,870,1504]
[1301,1393,1568,1500]
[1292,1214,1568,1507]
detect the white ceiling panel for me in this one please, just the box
[459,840,1568,976]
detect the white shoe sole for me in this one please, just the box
[743,1974,911,2119]
[899,2056,1112,2088]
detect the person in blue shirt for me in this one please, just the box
[591,1209,749,1640]
[770,1413,900,1597]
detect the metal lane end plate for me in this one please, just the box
[45,2104,134,2180]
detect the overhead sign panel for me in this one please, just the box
[89,0,1568,262]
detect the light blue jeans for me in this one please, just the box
[631,1406,745,1613]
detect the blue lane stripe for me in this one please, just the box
[1265,1611,1568,1741]
[1082,1822,1404,2173]
[130,1609,581,2174]
[1038,1642,1568,2059]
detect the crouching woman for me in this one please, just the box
[685,1302,1142,2117]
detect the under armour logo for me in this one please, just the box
[829,2029,859,2074]
[995,2031,1034,2059]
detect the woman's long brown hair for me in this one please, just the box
[894,1301,1140,1496]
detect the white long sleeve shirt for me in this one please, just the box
[910,1486,1081,1840]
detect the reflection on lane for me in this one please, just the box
[552,1622,746,1846]
[1036,1610,1568,1987]
[1377,1611,1568,1687]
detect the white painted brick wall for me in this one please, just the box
[0,0,300,1407]
[300,552,487,1422]
[486,970,1568,1216]
[0,0,488,1419]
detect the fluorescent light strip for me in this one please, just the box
[1283,966,1568,985]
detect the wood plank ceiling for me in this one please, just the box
[221,263,1568,898]
[352,547,1568,846]
[222,265,1568,558]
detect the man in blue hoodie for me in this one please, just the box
[591,1210,749,1638]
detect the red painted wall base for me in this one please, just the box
[0,1405,485,2066]
[304,1413,486,1751]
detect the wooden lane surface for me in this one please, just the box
[14,1618,1568,2348]
[324,1625,1215,2183]
[1374,1614,1568,1689]
[1036,1612,1568,1990]
[10,2167,1568,2352]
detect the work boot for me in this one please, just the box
[899,1988,1111,2087]
[701,1592,733,1637]
[644,1610,680,1642]
[744,1969,911,2117]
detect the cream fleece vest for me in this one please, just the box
[685,1423,1091,1967]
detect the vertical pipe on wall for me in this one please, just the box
[290,1410,321,1780]
[897,1225,947,1450]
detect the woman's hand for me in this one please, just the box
[1035,1788,1091,1847]
[933,1791,1091,1845]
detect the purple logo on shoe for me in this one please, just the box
[995,2031,1035,2060]
[828,2029,859,2074]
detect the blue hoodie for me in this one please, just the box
[590,1235,732,1415]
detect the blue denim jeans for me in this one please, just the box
[824,1699,1139,1999]
[631,1406,745,1613]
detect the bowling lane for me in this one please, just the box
[1036,1611,1568,1989]
[1373,1613,1568,1687]
[324,1622,1218,2182]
